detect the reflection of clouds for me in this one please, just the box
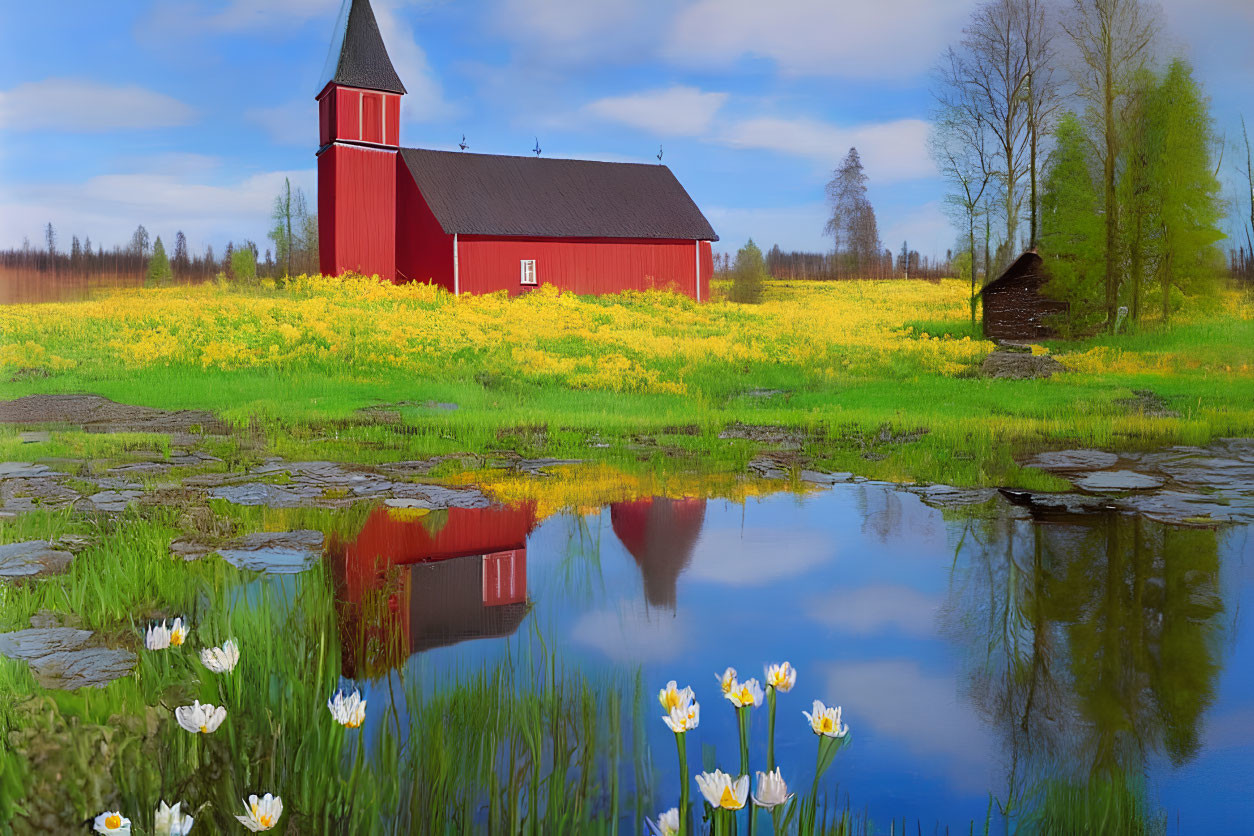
[821,660,996,793]
[805,585,939,637]
[570,600,688,663]
[686,528,833,586]
[1201,707,1254,751]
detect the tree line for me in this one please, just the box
[1,179,319,287]
[930,0,1234,331]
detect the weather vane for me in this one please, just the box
[459,134,468,151]
[657,144,664,162]
[533,137,542,157]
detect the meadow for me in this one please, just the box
[2,275,1252,488]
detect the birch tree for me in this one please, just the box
[1062,0,1159,328]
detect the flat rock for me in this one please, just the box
[907,484,1000,507]
[214,529,324,574]
[981,351,1065,379]
[1025,450,1120,472]
[0,393,229,435]
[0,541,74,580]
[87,490,144,512]
[0,462,51,478]
[0,627,135,689]
[1073,470,1166,492]
[169,537,214,562]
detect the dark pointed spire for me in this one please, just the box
[323,0,406,95]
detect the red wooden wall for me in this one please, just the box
[318,144,397,279]
[396,164,454,289]
[318,85,400,148]
[455,236,705,299]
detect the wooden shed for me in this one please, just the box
[978,251,1068,341]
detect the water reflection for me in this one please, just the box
[943,511,1226,829]
[324,487,1250,830]
[610,497,706,610]
[327,504,538,677]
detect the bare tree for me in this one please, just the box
[1018,0,1062,249]
[942,0,1034,267]
[824,147,882,273]
[1062,0,1159,327]
[930,85,995,321]
[1243,117,1254,266]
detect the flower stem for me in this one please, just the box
[738,707,750,778]
[766,687,777,773]
[676,731,689,836]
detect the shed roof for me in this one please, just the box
[319,0,406,96]
[977,250,1045,296]
[399,148,719,241]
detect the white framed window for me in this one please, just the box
[520,259,537,286]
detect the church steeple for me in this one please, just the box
[321,0,406,96]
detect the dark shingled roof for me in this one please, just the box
[399,148,719,241]
[324,0,406,95]
[977,250,1044,296]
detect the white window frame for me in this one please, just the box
[520,259,537,286]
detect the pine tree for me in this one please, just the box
[173,231,189,275]
[729,239,766,304]
[824,147,881,274]
[147,236,172,287]
[1040,112,1105,330]
[1142,59,1224,322]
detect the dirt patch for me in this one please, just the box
[0,394,229,435]
[719,423,810,448]
[1114,389,1181,418]
[980,350,1065,379]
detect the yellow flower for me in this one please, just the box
[93,810,131,834]
[169,617,189,647]
[802,699,849,738]
[327,689,367,729]
[695,770,749,811]
[658,680,694,712]
[236,793,283,832]
[765,661,797,693]
[716,667,738,694]
[724,678,764,709]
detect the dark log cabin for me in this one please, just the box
[978,251,1068,341]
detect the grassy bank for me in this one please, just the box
[3,276,1251,487]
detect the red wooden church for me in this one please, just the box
[317,0,718,299]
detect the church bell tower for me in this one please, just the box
[316,0,405,279]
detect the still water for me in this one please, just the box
[318,483,1252,832]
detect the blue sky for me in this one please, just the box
[1,0,1251,260]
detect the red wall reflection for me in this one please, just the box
[610,497,707,610]
[328,503,538,678]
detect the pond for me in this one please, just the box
[242,481,1252,833]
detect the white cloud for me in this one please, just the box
[490,0,672,66]
[804,585,939,637]
[585,86,729,137]
[247,100,314,147]
[717,116,935,183]
[821,660,997,792]
[686,527,833,586]
[0,79,196,133]
[370,0,460,123]
[667,0,977,79]
[0,165,314,253]
[570,600,689,663]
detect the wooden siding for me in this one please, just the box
[456,236,704,298]
[396,162,454,289]
[982,274,1068,339]
[318,144,397,279]
[980,253,1068,340]
[700,240,713,302]
[320,85,399,147]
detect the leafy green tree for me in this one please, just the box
[728,239,766,304]
[1142,59,1225,321]
[1040,113,1105,330]
[230,246,257,284]
[146,235,172,287]
[1117,68,1158,322]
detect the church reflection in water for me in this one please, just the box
[327,496,710,677]
[327,504,539,678]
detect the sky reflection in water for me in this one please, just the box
[326,483,1254,832]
